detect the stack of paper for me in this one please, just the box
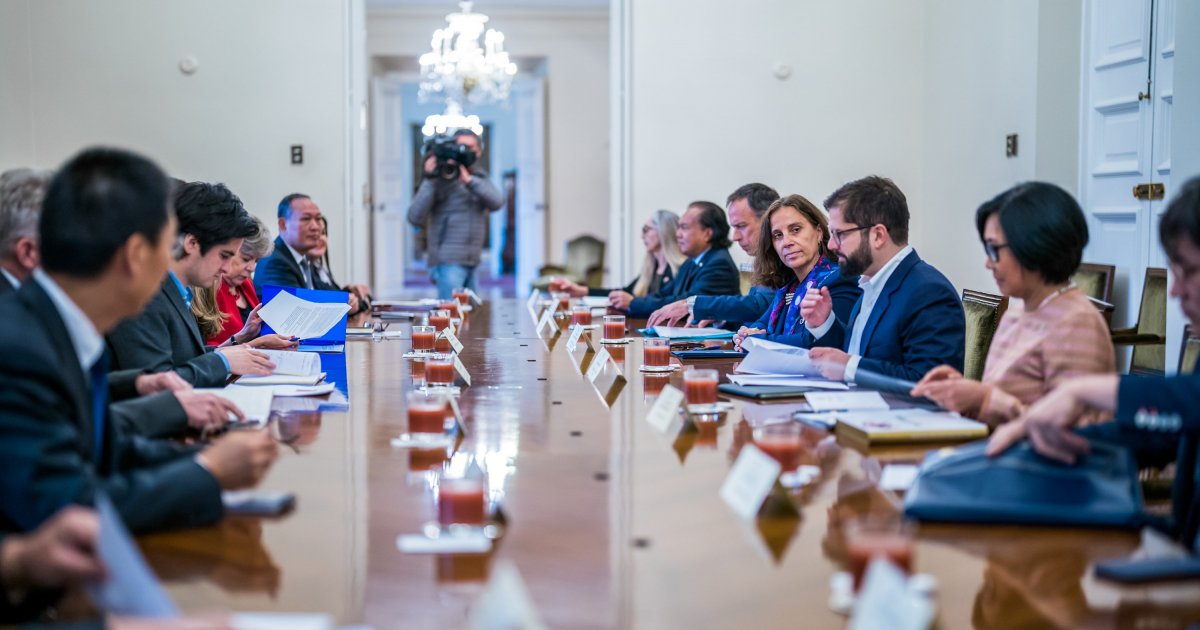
[726,373,848,390]
[736,337,823,376]
[258,290,350,340]
[196,385,275,424]
[258,349,321,376]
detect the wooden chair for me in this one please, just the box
[1180,324,1200,374]
[1073,262,1116,327]
[961,289,1009,381]
[533,235,606,290]
[1113,267,1168,375]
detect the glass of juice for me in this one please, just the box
[452,288,470,307]
[683,367,719,407]
[603,315,626,342]
[425,353,456,388]
[571,305,593,327]
[407,390,449,435]
[429,309,451,332]
[753,422,803,472]
[437,476,487,527]
[844,515,916,591]
[551,291,571,314]
[411,325,436,353]
[642,337,671,369]
[439,300,461,319]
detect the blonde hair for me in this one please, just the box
[632,209,687,297]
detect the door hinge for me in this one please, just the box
[1133,183,1165,201]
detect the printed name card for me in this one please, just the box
[645,385,685,432]
[720,444,783,520]
[535,305,556,334]
[441,327,465,354]
[466,288,483,306]
[586,347,612,383]
[566,324,585,350]
[453,354,472,386]
[526,288,540,310]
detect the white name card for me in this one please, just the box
[526,288,539,309]
[453,354,472,386]
[466,288,483,306]
[720,444,783,520]
[448,395,464,425]
[805,391,889,412]
[586,347,612,382]
[566,324,585,350]
[535,305,555,334]
[441,327,465,354]
[646,385,685,432]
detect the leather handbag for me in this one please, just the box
[903,438,1144,528]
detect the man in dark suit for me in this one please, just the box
[254,193,363,312]
[619,200,742,318]
[0,147,278,536]
[805,176,965,383]
[107,181,275,387]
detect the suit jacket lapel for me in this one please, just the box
[19,282,94,451]
[676,259,698,291]
[275,236,305,286]
[161,279,206,351]
[858,253,919,353]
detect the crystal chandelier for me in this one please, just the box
[418,1,518,106]
[422,101,484,137]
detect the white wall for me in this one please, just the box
[367,7,610,269]
[0,0,33,169]
[615,0,1084,295]
[0,0,364,281]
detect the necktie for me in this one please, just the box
[88,352,108,462]
[300,259,315,290]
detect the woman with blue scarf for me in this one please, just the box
[733,194,861,350]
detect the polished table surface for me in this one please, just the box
[138,298,1200,629]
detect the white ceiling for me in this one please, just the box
[366,0,607,9]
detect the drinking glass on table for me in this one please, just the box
[844,515,916,591]
[683,367,719,407]
[642,337,671,368]
[425,353,456,389]
[603,315,626,342]
[752,422,803,472]
[407,390,450,435]
[411,325,436,354]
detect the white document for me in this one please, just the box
[738,402,811,425]
[737,336,823,376]
[442,327,465,354]
[580,296,609,308]
[258,349,320,376]
[396,533,491,554]
[237,372,326,386]
[258,290,350,339]
[726,373,848,390]
[270,383,336,397]
[646,385,685,432]
[879,464,921,491]
[229,613,333,630]
[805,391,890,412]
[719,444,783,520]
[586,347,612,382]
[87,494,179,618]
[652,326,734,339]
[470,561,547,630]
[197,385,273,424]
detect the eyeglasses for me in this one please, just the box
[831,225,871,246]
[983,241,1009,263]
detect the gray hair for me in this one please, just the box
[241,215,274,260]
[0,168,53,257]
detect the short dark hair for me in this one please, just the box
[975,182,1088,284]
[1160,176,1200,261]
[174,181,257,256]
[278,193,310,219]
[690,200,732,249]
[453,129,484,152]
[824,176,909,244]
[40,147,172,278]
[726,183,780,218]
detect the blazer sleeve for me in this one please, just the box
[692,286,774,324]
[1116,374,1200,434]
[107,368,144,401]
[855,284,965,382]
[687,257,742,298]
[253,252,304,296]
[110,392,188,439]
[106,306,228,388]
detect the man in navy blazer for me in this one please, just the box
[620,201,742,318]
[804,176,965,383]
[254,193,364,313]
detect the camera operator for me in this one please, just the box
[406,129,505,299]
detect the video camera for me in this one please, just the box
[423,135,477,181]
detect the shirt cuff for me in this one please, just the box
[806,315,834,340]
[215,350,231,375]
[843,355,862,382]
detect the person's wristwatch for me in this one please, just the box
[686,295,697,321]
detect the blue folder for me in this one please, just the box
[259,285,348,351]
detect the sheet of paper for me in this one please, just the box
[442,327,465,354]
[738,402,811,424]
[580,296,609,308]
[851,559,935,630]
[257,349,320,376]
[645,385,685,432]
[296,343,344,353]
[197,385,274,424]
[805,391,889,412]
[470,561,547,630]
[726,373,848,390]
[879,464,920,491]
[396,533,491,554]
[736,336,824,376]
[652,326,735,339]
[229,613,334,630]
[258,290,350,340]
[270,383,336,397]
[453,354,472,386]
[236,372,326,386]
[87,494,179,618]
[719,444,783,520]
[586,347,612,382]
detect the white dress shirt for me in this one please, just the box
[807,245,914,381]
[32,268,104,372]
[1,267,20,291]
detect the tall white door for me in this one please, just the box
[511,77,547,294]
[371,77,409,299]
[1080,0,1175,367]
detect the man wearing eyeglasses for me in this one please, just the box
[801,176,965,383]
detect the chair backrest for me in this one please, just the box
[960,289,1009,381]
[563,235,605,278]
[1130,267,1168,374]
[1180,324,1200,375]
[1073,262,1115,304]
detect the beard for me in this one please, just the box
[836,238,873,277]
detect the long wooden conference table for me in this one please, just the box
[137,298,1200,628]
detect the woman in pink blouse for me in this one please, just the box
[911,182,1115,426]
